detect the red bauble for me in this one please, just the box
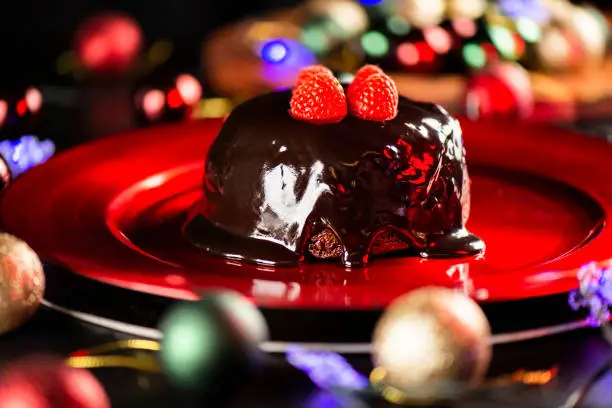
[0,355,110,408]
[74,12,143,75]
[464,62,534,120]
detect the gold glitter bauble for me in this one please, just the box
[0,234,44,335]
[371,287,491,404]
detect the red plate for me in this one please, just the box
[0,118,609,310]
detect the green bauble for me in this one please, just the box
[159,290,269,394]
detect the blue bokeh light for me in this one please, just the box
[0,135,55,178]
[260,38,317,86]
[261,40,290,64]
[498,0,550,23]
[286,345,369,391]
[358,0,385,6]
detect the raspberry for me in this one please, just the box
[290,70,347,124]
[353,65,384,84]
[347,65,386,101]
[347,72,398,122]
[294,65,334,89]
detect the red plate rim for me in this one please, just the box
[1,117,611,309]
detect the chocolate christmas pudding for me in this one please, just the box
[184,65,484,267]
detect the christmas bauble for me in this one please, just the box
[465,62,533,120]
[563,6,608,65]
[447,0,486,20]
[0,355,110,408]
[74,12,143,74]
[307,0,368,40]
[394,0,445,29]
[159,290,269,394]
[0,233,45,335]
[371,286,491,404]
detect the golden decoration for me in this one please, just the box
[371,286,492,404]
[0,234,45,335]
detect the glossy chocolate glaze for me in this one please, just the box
[184,91,484,268]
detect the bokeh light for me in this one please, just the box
[361,31,390,57]
[481,43,499,63]
[498,0,550,24]
[463,43,487,69]
[0,101,7,126]
[488,25,519,59]
[74,12,143,74]
[537,27,571,70]
[400,0,445,28]
[301,26,330,54]
[16,100,27,117]
[141,89,165,120]
[448,0,487,20]
[175,74,202,105]
[0,136,55,178]
[452,18,478,38]
[323,1,368,40]
[260,39,289,63]
[260,38,316,87]
[358,0,385,6]
[516,18,541,43]
[167,89,183,109]
[415,42,435,63]
[25,88,43,113]
[387,16,411,36]
[397,43,419,66]
[568,6,607,62]
[423,27,452,54]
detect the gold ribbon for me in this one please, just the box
[65,340,162,373]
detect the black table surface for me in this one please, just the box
[2,85,612,408]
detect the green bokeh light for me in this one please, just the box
[516,18,541,43]
[462,43,487,69]
[301,25,331,54]
[361,31,390,57]
[488,25,517,59]
[387,16,411,36]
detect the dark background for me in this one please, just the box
[0,0,301,85]
[0,0,608,86]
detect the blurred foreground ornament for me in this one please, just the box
[0,355,110,408]
[465,62,533,120]
[371,286,491,405]
[159,290,269,394]
[0,233,44,335]
[74,12,143,75]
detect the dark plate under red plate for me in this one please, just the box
[0,118,609,342]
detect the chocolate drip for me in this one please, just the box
[184,91,484,268]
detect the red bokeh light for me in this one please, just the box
[25,87,43,113]
[167,89,183,109]
[16,100,27,116]
[397,43,419,66]
[74,12,143,74]
[142,89,165,120]
[0,100,7,125]
[415,42,435,63]
[423,27,452,54]
[481,43,499,63]
[175,74,202,105]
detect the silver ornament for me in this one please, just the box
[0,233,45,335]
[371,286,491,404]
